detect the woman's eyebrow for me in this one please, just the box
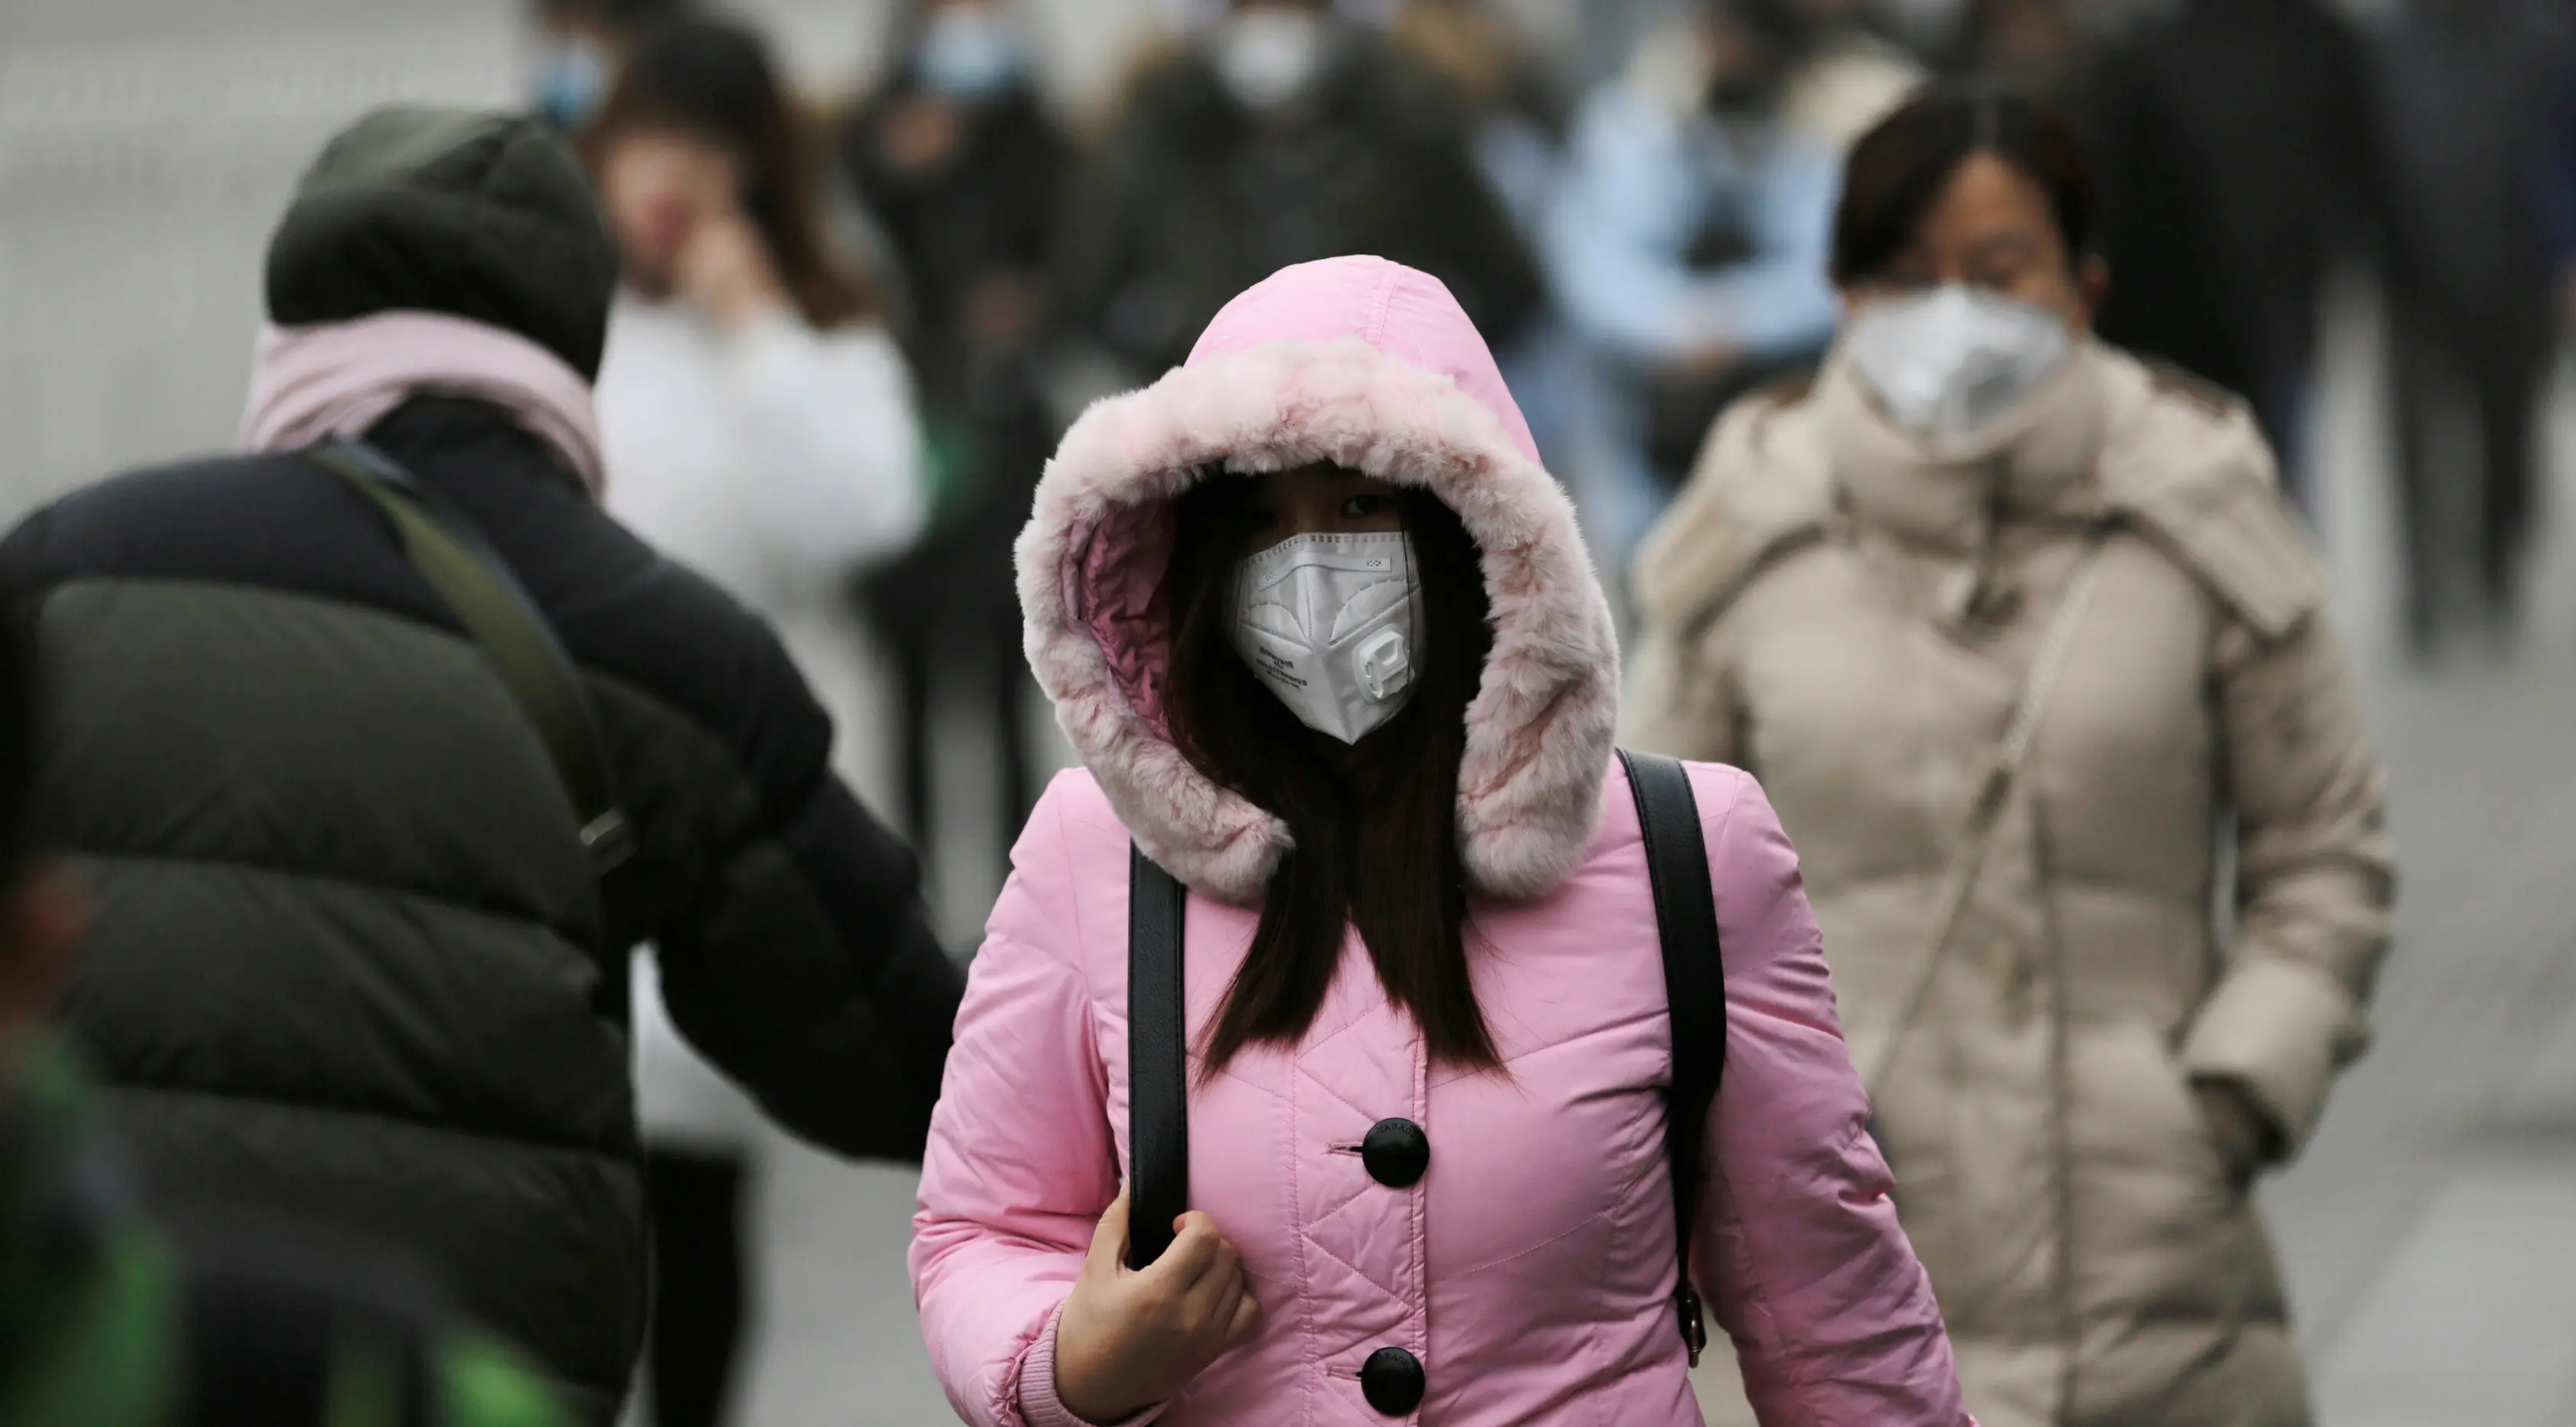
[1970,233,2042,263]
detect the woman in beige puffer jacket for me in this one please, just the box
[1626,89,2395,1427]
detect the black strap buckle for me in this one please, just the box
[1678,1282,1708,1367]
[580,811,637,875]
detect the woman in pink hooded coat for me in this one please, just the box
[910,254,1967,1426]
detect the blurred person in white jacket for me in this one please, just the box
[580,18,929,1427]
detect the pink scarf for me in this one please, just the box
[238,310,607,498]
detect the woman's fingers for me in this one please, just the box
[1084,1193,1133,1276]
[1176,1236,1242,1317]
[1222,1275,1263,1345]
[1192,1271,1243,1347]
[1153,1211,1224,1284]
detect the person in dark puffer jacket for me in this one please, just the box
[0,106,966,1425]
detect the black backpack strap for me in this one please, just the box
[1125,844,1190,1270]
[308,441,636,878]
[1618,748,1727,1366]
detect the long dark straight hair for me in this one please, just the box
[1161,472,1501,1073]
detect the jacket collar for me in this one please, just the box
[1816,338,2114,557]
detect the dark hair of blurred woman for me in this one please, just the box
[1831,84,2098,289]
[582,16,874,328]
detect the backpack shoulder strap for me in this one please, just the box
[1125,844,1190,1270]
[1617,748,1727,1366]
[308,442,635,879]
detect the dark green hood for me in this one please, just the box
[264,106,617,379]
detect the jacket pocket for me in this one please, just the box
[2071,1021,2242,1239]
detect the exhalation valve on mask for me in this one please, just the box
[1229,531,1424,745]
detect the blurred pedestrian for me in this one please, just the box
[1778,0,1924,154]
[1388,0,1569,229]
[1960,0,2087,93]
[0,616,570,1427]
[2554,73,2576,326]
[2082,0,2386,505]
[1878,0,1976,63]
[912,255,1969,1426]
[0,106,964,1425]
[579,19,933,1425]
[1384,0,1595,478]
[2373,0,2576,654]
[841,0,1071,885]
[528,0,695,131]
[1542,0,1842,566]
[1051,0,1544,385]
[1627,88,2395,1427]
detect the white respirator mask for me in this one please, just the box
[1211,8,1328,111]
[1844,284,2072,441]
[1229,531,1424,745]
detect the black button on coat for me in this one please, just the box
[1361,1346,1427,1415]
[1361,1117,1430,1187]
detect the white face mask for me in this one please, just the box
[1844,285,2072,441]
[1212,8,1328,111]
[1230,531,1424,746]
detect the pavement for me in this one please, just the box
[3,5,2573,1424]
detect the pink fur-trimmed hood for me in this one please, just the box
[1016,256,1620,905]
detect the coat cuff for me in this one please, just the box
[1014,1302,1167,1427]
[2179,957,2366,1156]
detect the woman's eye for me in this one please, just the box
[1245,508,1280,531]
[1342,495,1391,519]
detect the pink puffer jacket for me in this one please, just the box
[910,256,1966,1426]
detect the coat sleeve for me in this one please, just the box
[911,784,1126,1427]
[638,609,964,1163]
[653,761,965,1162]
[1690,767,1970,1427]
[2178,608,2395,1158]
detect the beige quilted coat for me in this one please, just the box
[1626,342,2395,1427]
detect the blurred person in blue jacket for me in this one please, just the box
[1543,0,1843,570]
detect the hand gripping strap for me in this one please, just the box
[1126,844,1190,1269]
[1618,748,1727,1365]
